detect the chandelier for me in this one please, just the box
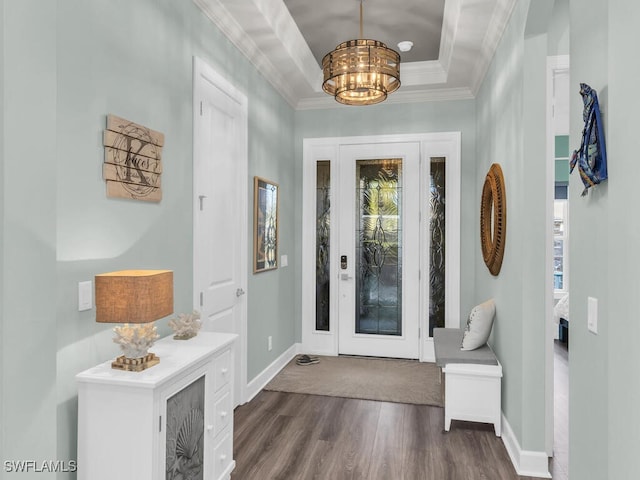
[322,0,401,106]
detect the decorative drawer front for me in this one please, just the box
[214,349,231,392]
[213,431,233,479]
[214,390,232,433]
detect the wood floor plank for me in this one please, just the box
[323,399,381,479]
[366,402,406,479]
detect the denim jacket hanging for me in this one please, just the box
[570,83,608,196]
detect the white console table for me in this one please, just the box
[76,332,237,480]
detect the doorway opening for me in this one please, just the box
[546,54,570,479]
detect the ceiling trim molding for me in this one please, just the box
[401,61,448,86]
[193,0,300,108]
[438,0,462,75]
[251,0,321,89]
[469,0,518,95]
[296,87,474,110]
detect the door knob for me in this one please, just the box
[236,288,246,297]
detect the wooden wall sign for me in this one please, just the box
[103,114,165,202]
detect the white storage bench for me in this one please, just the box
[433,328,502,436]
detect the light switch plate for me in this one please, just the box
[281,254,288,267]
[79,281,93,311]
[587,296,598,334]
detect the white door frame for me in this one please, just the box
[193,56,248,405]
[301,133,461,362]
[545,54,570,457]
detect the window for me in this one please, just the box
[554,188,568,294]
[554,134,570,296]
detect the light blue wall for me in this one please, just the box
[475,0,527,445]
[293,100,478,342]
[474,0,548,452]
[0,0,5,468]
[607,1,640,477]
[568,0,610,478]
[570,0,640,478]
[3,1,59,474]
[548,0,570,56]
[2,0,295,477]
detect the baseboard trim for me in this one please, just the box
[501,413,551,478]
[245,343,300,403]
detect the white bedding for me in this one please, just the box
[553,293,569,325]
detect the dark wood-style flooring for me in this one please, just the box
[232,343,569,480]
[232,390,552,480]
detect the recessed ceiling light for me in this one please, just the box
[397,41,414,52]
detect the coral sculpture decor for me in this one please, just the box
[113,323,160,359]
[169,310,202,340]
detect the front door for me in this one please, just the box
[337,143,420,359]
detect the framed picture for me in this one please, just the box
[253,176,279,273]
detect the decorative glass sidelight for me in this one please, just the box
[315,161,331,331]
[429,157,446,336]
[355,159,402,336]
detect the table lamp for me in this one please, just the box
[95,269,173,372]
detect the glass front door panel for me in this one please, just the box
[428,157,446,336]
[355,159,402,336]
[316,160,331,331]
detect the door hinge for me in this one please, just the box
[200,101,203,116]
[419,328,421,338]
[199,292,204,307]
[159,415,162,432]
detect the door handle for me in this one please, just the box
[340,273,353,280]
[236,288,246,297]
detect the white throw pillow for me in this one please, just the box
[461,299,496,351]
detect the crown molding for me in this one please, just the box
[193,0,301,108]
[401,61,448,86]
[296,87,474,111]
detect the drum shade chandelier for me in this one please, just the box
[322,0,401,106]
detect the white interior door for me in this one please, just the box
[193,57,248,406]
[337,143,420,359]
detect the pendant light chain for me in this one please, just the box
[359,0,364,39]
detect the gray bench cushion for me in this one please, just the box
[433,328,498,368]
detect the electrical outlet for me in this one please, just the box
[268,336,273,351]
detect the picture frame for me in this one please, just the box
[253,176,279,273]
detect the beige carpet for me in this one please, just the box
[264,355,443,407]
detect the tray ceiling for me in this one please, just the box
[193,0,517,109]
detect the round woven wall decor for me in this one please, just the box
[480,163,506,276]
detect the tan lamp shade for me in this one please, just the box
[95,270,174,324]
